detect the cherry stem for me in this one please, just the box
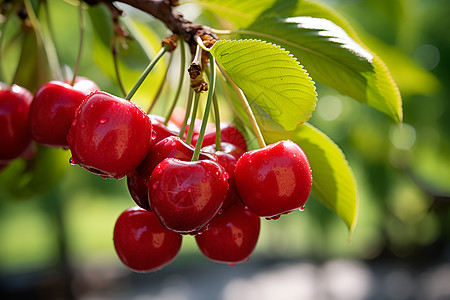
[112,37,127,97]
[24,0,62,81]
[164,37,186,125]
[212,94,221,151]
[217,63,266,148]
[70,0,84,86]
[192,52,216,161]
[184,91,200,144]
[178,88,194,139]
[125,44,170,101]
[147,52,173,114]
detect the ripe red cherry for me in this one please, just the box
[65,76,99,94]
[68,91,153,179]
[192,123,247,156]
[201,146,239,209]
[148,114,180,144]
[113,206,182,272]
[127,136,215,211]
[28,81,89,147]
[148,158,228,234]
[195,203,260,265]
[235,140,312,218]
[0,84,33,163]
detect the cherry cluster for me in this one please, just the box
[0,76,312,273]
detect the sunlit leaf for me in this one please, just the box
[210,39,317,131]
[243,15,402,122]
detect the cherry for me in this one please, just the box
[28,81,89,147]
[192,123,247,156]
[195,203,260,265]
[202,146,240,209]
[65,76,100,94]
[148,114,180,144]
[113,206,182,272]
[126,136,215,211]
[234,140,312,218]
[201,142,245,159]
[68,91,153,179]
[148,158,228,234]
[0,84,33,163]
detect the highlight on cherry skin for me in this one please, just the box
[113,206,183,273]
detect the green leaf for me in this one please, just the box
[263,122,359,234]
[185,0,278,28]
[210,39,317,131]
[243,15,402,122]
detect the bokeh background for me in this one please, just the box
[1,0,449,299]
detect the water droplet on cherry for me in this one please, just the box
[99,117,108,124]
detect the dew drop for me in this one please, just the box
[299,206,305,212]
[152,182,159,190]
[263,159,269,165]
[99,117,108,124]
[201,178,207,183]
[69,157,76,166]
[187,187,192,193]
[80,122,86,129]
[71,119,77,126]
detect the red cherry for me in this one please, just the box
[202,146,240,209]
[28,81,88,147]
[66,76,100,94]
[192,123,247,156]
[234,140,312,218]
[148,114,180,144]
[0,84,33,163]
[148,158,228,234]
[127,136,215,211]
[201,142,245,159]
[68,91,153,179]
[195,203,260,265]
[113,206,182,272]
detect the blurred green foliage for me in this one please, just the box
[0,0,449,273]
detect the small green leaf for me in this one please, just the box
[210,39,317,131]
[243,15,402,122]
[263,122,359,234]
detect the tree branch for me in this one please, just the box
[91,0,217,54]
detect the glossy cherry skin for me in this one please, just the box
[0,84,33,163]
[127,136,215,211]
[195,203,260,265]
[28,81,89,147]
[192,123,247,157]
[68,91,153,179]
[148,114,180,144]
[202,146,240,209]
[113,206,182,272]
[148,158,228,234]
[65,76,99,94]
[235,140,312,218]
